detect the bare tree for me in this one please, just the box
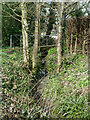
[74,35,78,54]
[3,2,30,67]
[21,2,30,67]
[57,2,64,73]
[70,33,73,55]
[32,2,41,70]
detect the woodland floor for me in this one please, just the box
[1,47,89,119]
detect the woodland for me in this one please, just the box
[0,0,90,119]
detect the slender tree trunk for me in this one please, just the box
[66,36,69,53]
[32,2,40,69]
[57,2,64,73]
[74,36,78,54]
[82,40,86,55]
[61,13,66,56]
[70,33,73,55]
[38,3,41,51]
[69,33,73,62]
[21,2,29,67]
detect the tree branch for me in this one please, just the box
[2,9,21,23]
[5,3,21,18]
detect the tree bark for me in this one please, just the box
[21,2,30,67]
[57,2,64,73]
[32,2,40,69]
[70,33,73,55]
[82,40,86,55]
[70,33,73,62]
[66,36,69,53]
[74,36,78,54]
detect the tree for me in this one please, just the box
[2,3,21,47]
[21,2,30,67]
[32,2,41,70]
[2,2,30,66]
[2,2,31,67]
[57,2,64,73]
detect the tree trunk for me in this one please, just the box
[70,33,73,62]
[21,2,30,67]
[82,40,86,55]
[32,2,40,69]
[70,33,73,55]
[74,36,78,54]
[57,2,64,73]
[66,36,69,53]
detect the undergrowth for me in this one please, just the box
[38,48,89,119]
[1,47,89,119]
[1,48,41,119]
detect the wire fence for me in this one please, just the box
[9,34,58,50]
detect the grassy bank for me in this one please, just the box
[1,47,89,119]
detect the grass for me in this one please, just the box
[1,47,39,119]
[38,52,89,118]
[1,47,89,119]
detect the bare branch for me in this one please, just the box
[5,3,21,18]
[2,9,21,23]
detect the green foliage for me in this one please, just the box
[1,47,89,119]
[46,47,57,73]
[46,48,85,74]
[2,3,22,47]
[40,36,56,46]
[46,3,56,35]
[70,9,85,17]
[29,47,42,76]
[40,53,88,118]
[1,47,41,119]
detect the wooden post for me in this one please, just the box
[20,36,22,52]
[10,35,12,48]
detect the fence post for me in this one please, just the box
[10,35,12,48]
[20,35,22,52]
